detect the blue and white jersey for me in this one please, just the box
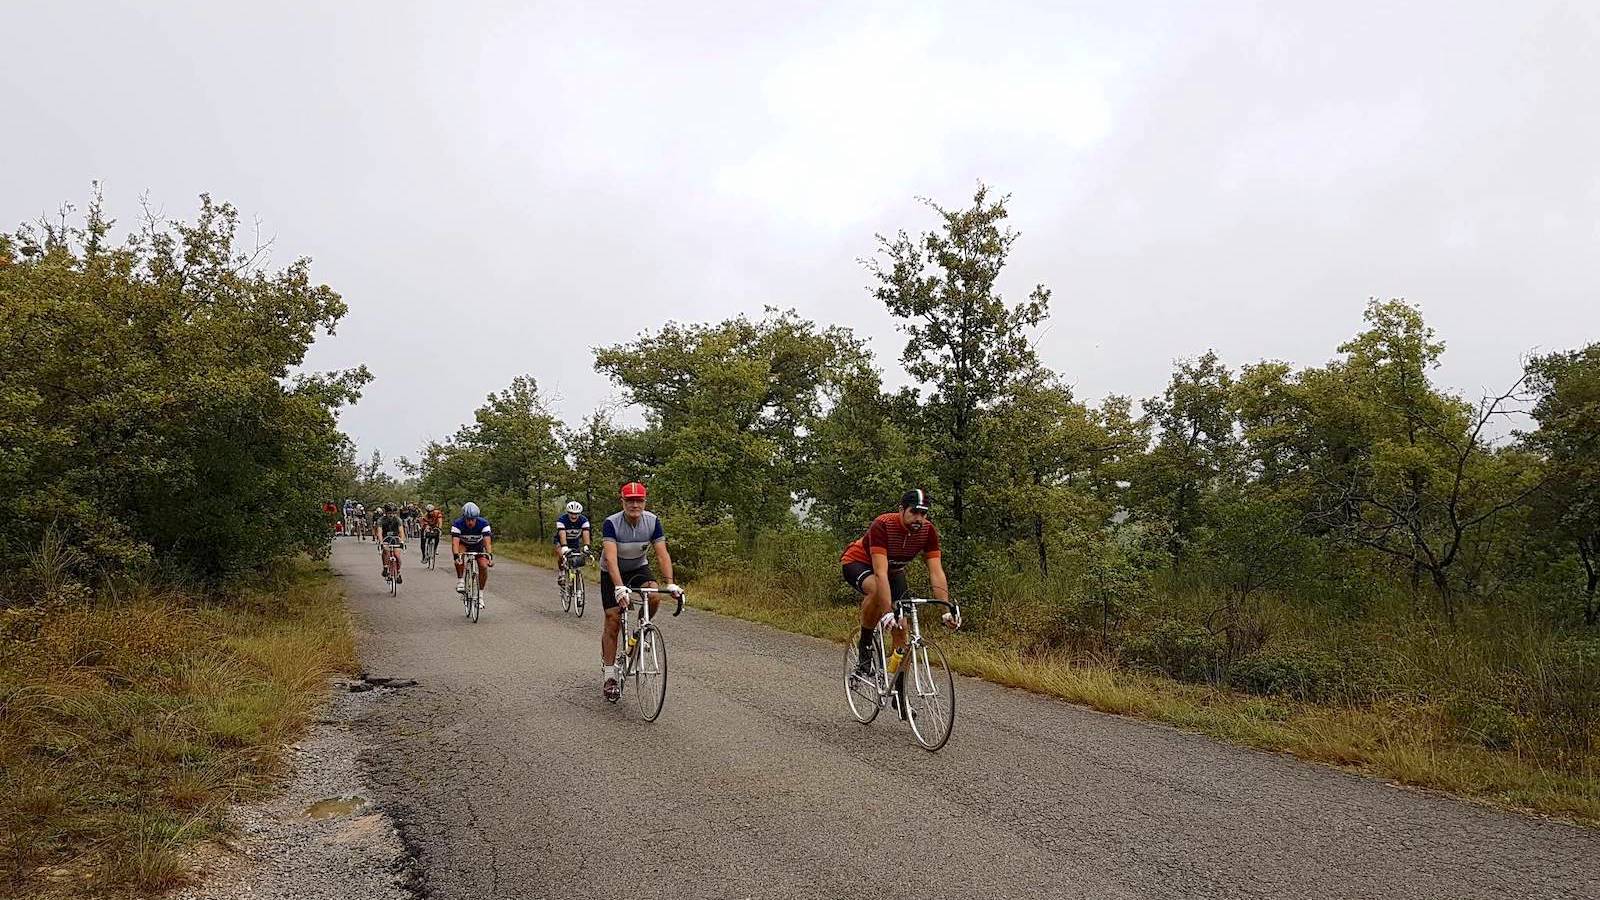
[555,513,590,548]
[602,511,664,570]
[451,515,492,547]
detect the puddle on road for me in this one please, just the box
[304,797,364,819]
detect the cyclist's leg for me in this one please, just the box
[633,570,660,617]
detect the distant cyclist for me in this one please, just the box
[373,503,406,583]
[553,500,591,582]
[420,503,445,560]
[843,489,956,677]
[599,482,681,701]
[452,502,494,606]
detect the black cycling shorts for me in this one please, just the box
[600,565,654,610]
[842,561,908,603]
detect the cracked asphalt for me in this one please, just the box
[331,539,1600,899]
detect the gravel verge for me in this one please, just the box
[170,678,421,900]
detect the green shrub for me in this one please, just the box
[1121,619,1225,683]
[1442,694,1523,751]
[1228,643,1348,702]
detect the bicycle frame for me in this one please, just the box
[612,587,683,689]
[864,597,956,705]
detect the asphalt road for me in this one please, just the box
[331,538,1600,899]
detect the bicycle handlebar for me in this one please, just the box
[635,586,685,617]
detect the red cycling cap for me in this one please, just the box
[621,482,648,499]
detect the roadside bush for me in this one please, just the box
[1121,619,1225,683]
[1229,643,1349,702]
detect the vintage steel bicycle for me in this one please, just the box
[381,537,404,597]
[559,548,587,616]
[842,596,960,751]
[610,586,684,721]
[461,550,489,623]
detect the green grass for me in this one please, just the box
[0,561,358,897]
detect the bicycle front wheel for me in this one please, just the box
[561,571,572,611]
[843,641,881,724]
[904,640,955,751]
[635,625,668,721]
[574,569,585,617]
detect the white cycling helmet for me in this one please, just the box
[565,500,583,515]
[462,502,481,518]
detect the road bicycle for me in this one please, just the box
[610,586,684,721]
[420,527,441,570]
[843,596,960,751]
[460,550,489,623]
[381,538,404,597]
[558,548,587,616]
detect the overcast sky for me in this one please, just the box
[5,1,1598,470]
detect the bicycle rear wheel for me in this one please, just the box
[904,639,955,751]
[843,641,882,724]
[635,624,667,721]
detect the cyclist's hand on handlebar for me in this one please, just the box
[942,605,963,630]
[664,582,684,598]
[485,555,494,567]
[615,586,632,607]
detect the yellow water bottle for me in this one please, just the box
[887,647,905,676]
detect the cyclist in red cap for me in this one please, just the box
[599,481,682,701]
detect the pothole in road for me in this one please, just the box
[343,673,419,693]
[304,796,365,819]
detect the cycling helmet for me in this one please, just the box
[462,502,481,518]
[565,500,583,515]
[425,504,434,512]
[900,488,931,513]
[621,482,647,500]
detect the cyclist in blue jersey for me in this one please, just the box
[553,500,591,583]
[451,501,495,607]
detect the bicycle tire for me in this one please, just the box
[574,569,585,617]
[636,625,667,721]
[904,639,955,751]
[843,641,882,724]
[561,570,572,612]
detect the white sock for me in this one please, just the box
[603,665,617,681]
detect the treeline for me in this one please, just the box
[0,191,368,600]
[417,185,1600,759]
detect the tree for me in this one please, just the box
[804,368,932,536]
[869,183,1050,530]
[1127,350,1238,552]
[1236,300,1543,620]
[418,376,566,539]
[563,408,628,520]
[1524,344,1600,625]
[0,189,368,585]
[595,308,866,537]
[981,370,1121,574]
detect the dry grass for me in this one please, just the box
[0,561,357,897]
